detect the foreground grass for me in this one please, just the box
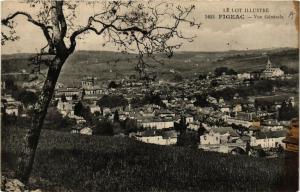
[1,126,289,192]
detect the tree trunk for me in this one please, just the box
[15,55,68,183]
[14,1,70,183]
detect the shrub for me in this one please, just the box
[93,119,114,136]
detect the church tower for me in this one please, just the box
[266,56,272,69]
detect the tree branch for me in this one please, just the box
[1,11,54,33]
[57,1,67,39]
[68,17,108,54]
[2,11,54,53]
[68,15,149,54]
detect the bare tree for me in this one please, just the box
[1,0,200,183]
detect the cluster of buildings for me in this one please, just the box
[198,124,286,155]
[1,57,297,157]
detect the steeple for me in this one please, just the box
[266,56,272,69]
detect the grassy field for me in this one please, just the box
[2,126,293,192]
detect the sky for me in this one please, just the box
[1,1,299,54]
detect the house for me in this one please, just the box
[135,129,178,145]
[261,119,285,132]
[80,127,93,135]
[157,110,175,118]
[140,110,155,117]
[162,99,169,105]
[89,104,101,114]
[237,73,251,80]
[81,76,96,89]
[289,97,295,107]
[261,125,284,132]
[235,112,256,121]
[220,105,230,113]
[56,100,87,124]
[218,97,225,105]
[198,107,214,115]
[210,127,240,143]
[84,87,103,96]
[56,87,81,101]
[70,125,82,134]
[140,118,174,129]
[70,114,86,124]
[135,135,177,145]
[57,100,74,116]
[118,111,130,120]
[223,115,260,128]
[185,115,194,123]
[187,122,201,131]
[207,95,218,105]
[2,94,20,105]
[5,105,19,116]
[250,130,286,149]
[232,104,242,112]
[199,131,220,145]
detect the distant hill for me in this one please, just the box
[1,53,37,74]
[2,48,298,84]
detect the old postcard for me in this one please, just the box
[1,1,299,191]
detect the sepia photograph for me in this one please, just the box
[1,0,299,191]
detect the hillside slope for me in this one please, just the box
[2,126,294,192]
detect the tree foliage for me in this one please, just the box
[74,101,93,123]
[97,95,128,108]
[198,74,207,80]
[172,74,183,82]
[93,118,114,136]
[108,81,120,89]
[43,107,76,132]
[122,118,138,134]
[61,94,67,102]
[144,92,166,107]
[17,90,38,107]
[113,110,119,122]
[210,79,219,87]
[280,66,298,74]
[194,94,210,107]
[214,67,237,77]
[278,101,298,121]
[177,131,198,148]
[208,78,298,102]
[74,101,85,117]
[4,79,17,90]
[130,97,145,108]
[174,116,187,134]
